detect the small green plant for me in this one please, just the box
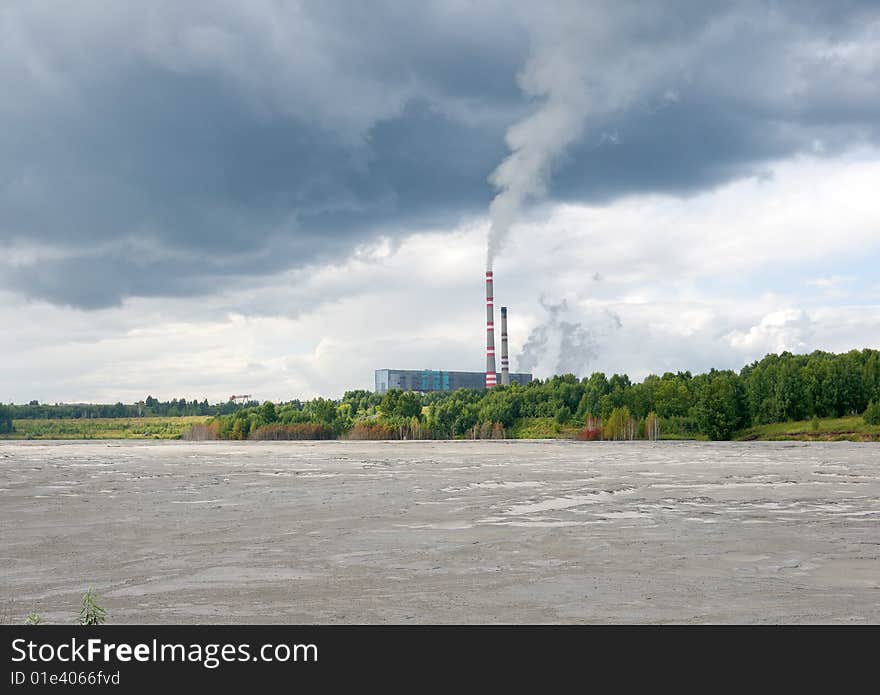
[811,415,820,432]
[77,589,106,626]
[864,401,880,426]
[25,612,42,625]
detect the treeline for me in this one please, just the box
[207,398,374,441]
[5,396,257,420]
[5,350,880,441]
[202,349,880,442]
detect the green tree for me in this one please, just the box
[654,379,692,418]
[395,392,423,419]
[774,357,806,421]
[231,417,250,440]
[380,389,401,418]
[0,404,13,434]
[864,400,880,426]
[555,405,572,425]
[645,412,661,440]
[604,407,634,440]
[260,401,278,424]
[580,372,610,417]
[695,373,747,440]
[308,398,338,424]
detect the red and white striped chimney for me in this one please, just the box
[485,271,496,388]
[500,306,510,386]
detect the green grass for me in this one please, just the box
[735,415,880,442]
[508,417,583,439]
[510,415,878,441]
[660,432,708,441]
[5,413,876,442]
[3,416,211,440]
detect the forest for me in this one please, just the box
[4,396,255,421]
[196,349,880,442]
[4,349,880,441]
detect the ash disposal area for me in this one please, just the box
[1,440,878,623]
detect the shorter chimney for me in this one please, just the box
[500,306,510,386]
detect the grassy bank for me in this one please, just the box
[509,416,878,442]
[2,413,878,442]
[735,415,880,442]
[3,416,211,440]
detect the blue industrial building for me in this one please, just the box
[374,369,532,394]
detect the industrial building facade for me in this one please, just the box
[374,369,532,394]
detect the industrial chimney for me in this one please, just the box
[500,306,510,386]
[485,271,496,388]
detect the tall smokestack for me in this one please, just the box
[500,306,510,386]
[485,271,496,388]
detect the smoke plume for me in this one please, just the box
[517,296,621,377]
[486,5,591,269]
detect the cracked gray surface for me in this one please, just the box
[1,439,878,623]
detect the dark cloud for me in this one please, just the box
[1,1,879,307]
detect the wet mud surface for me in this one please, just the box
[1,440,878,623]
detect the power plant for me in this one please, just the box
[373,269,531,394]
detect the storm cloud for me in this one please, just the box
[2,1,880,307]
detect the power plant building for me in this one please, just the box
[375,369,532,394]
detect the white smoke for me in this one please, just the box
[485,2,693,269]
[486,4,592,270]
[517,296,621,377]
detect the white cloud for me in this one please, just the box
[727,309,815,354]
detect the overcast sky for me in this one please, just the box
[2,0,880,403]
